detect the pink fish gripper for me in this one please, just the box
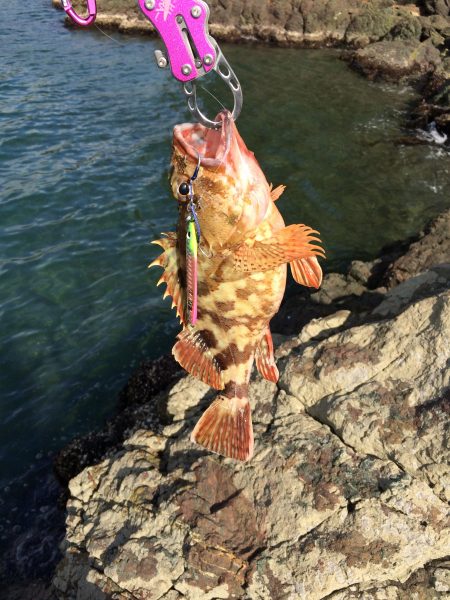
[137,0,243,129]
[61,0,243,129]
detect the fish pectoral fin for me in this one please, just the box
[290,256,323,289]
[255,326,279,383]
[191,396,254,462]
[172,328,224,390]
[149,232,186,325]
[233,224,325,272]
[270,184,286,202]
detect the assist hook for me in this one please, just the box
[61,0,97,27]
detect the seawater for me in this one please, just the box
[1,0,449,582]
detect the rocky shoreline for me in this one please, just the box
[4,207,449,598]
[23,208,444,599]
[53,0,450,137]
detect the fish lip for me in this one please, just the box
[173,110,233,169]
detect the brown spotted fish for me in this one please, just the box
[150,111,325,461]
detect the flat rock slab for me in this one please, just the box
[53,288,450,599]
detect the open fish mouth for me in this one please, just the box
[173,110,234,169]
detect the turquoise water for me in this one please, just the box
[1,0,449,581]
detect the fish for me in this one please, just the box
[150,111,325,461]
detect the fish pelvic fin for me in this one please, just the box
[149,232,186,325]
[233,224,325,273]
[290,256,323,289]
[172,328,224,390]
[191,396,254,462]
[255,326,279,383]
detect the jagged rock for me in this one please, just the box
[53,282,450,599]
[350,40,442,82]
[373,263,450,316]
[283,290,450,504]
[411,68,450,136]
[53,354,183,485]
[381,208,450,288]
[423,0,450,17]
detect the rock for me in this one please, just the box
[384,15,423,40]
[410,71,450,137]
[373,263,450,317]
[53,283,450,599]
[422,0,450,17]
[350,40,442,82]
[53,354,183,485]
[53,0,438,50]
[381,208,450,288]
[283,291,450,502]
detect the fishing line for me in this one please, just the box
[199,84,227,113]
[94,23,126,46]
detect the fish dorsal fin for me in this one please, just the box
[270,184,286,202]
[234,224,325,272]
[172,328,224,390]
[255,326,279,383]
[149,233,186,325]
[290,256,323,289]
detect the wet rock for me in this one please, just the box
[53,281,450,599]
[350,40,442,82]
[53,354,183,485]
[410,70,450,137]
[381,207,450,287]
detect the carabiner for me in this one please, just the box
[137,0,243,129]
[61,0,97,27]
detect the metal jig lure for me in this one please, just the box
[182,153,202,325]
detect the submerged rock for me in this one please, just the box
[53,274,450,598]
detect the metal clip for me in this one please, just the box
[138,0,243,129]
[61,0,97,26]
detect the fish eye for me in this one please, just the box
[178,182,190,196]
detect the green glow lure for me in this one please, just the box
[186,216,198,325]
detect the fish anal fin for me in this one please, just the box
[234,224,325,273]
[149,232,186,325]
[255,326,279,383]
[172,328,224,390]
[270,184,286,202]
[191,396,254,462]
[291,256,323,289]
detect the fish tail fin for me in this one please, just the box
[191,396,254,462]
